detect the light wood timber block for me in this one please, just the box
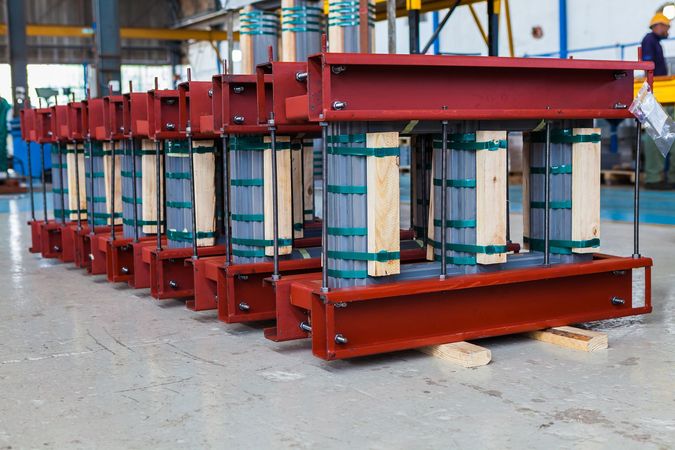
[366,132,400,276]
[526,326,608,352]
[475,130,507,264]
[103,142,123,226]
[571,128,601,254]
[240,6,254,74]
[141,139,164,234]
[264,136,293,256]
[281,0,297,62]
[522,136,531,251]
[193,140,216,247]
[291,141,304,239]
[302,139,314,221]
[420,341,492,368]
[66,144,87,221]
[426,153,435,261]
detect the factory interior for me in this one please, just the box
[1,0,674,448]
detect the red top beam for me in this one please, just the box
[307,52,655,122]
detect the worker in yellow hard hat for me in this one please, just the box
[641,12,675,189]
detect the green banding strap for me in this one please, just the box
[123,218,164,226]
[530,165,572,175]
[230,137,290,151]
[121,170,143,178]
[52,188,69,194]
[328,133,365,144]
[328,146,400,157]
[328,226,367,236]
[165,171,191,180]
[167,229,217,242]
[327,184,366,194]
[530,129,601,144]
[166,144,216,155]
[293,223,303,231]
[429,239,508,254]
[433,133,507,151]
[327,268,368,279]
[52,163,67,169]
[85,172,105,178]
[530,200,573,209]
[433,219,477,229]
[433,254,477,265]
[233,248,266,258]
[166,201,192,209]
[86,195,107,203]
[122,196,142,204]
[524,236,600,254]
[231,213,264,222]
[92,212,122,219]
[231,178,264,187]
[433,178,476,188]
[231,237,293,247]
[328,250,400,262]
[102,149,124,156]
[303,209,314,214]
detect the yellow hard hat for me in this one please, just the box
[650,12,671,28]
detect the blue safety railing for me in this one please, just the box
[524,36,675,60]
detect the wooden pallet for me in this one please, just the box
[601,169,636,185]
[420,326,608,368]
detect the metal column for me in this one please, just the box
[6,0,28,115]
[92,0,122,96]
[407,0,420,54]
[487,0,500,56]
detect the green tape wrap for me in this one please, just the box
[530,200,572,209]
[231,213,264,222]
[433,178,477,188]
[166,201,192,209]
[231,178,264,186]
[530,164,573,175]
[327,226,367,236]
[524,236,600,255]
[327,268,368,279]
[232,237,292,247]
[328,250,400,262]
[166,229,216,242]
[433,219,477,229]
[327,184,367,194]
[530,129,601,144]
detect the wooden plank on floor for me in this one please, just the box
[420,341,492,368]
[571,128,601,254]
[475,130,507,264]
[193,140,216,247]
[141,139,163,234]
[264,136,293,256]
[291,141,304,239]
[527,326,608,352]
[366,132,400,276]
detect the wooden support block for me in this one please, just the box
[366,132,400,276]
[66,144,87,221]
[426,152,435,261]
[475,130,507,264]
[291,141,304,239]
[193,140,216,247]
[327,0,345,54]
[571,128,601,254]
[281,0,296,62]
[521,137,531,251]
[302,139,314,221]
[527,326,608,352]
[420,342,492,368]
[103,142,123,226]
[141,139,163,234]
[264,136,293,256]
[240,6,253,74]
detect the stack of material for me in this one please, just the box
[121,139,144,238]
[66,143,87,222]
[51,144,68,222]
[165,140,217,248]
[85,142,110,227]
[326,127,400,288]
[240,7,280,74]
[281,0,323,62]
[230,135,292,263]
[327,0,374,52]
[523,125,601,256]
[427,131,508,272]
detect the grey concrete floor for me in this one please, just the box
[1,199,675,450]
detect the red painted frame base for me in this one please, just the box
[40,221,63,258]
[58,223,78,263]
[105,236,156,283]
[28,220,44,253]
[130,240,165,288]
[150,245,227,300]
[269,254,652,360]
